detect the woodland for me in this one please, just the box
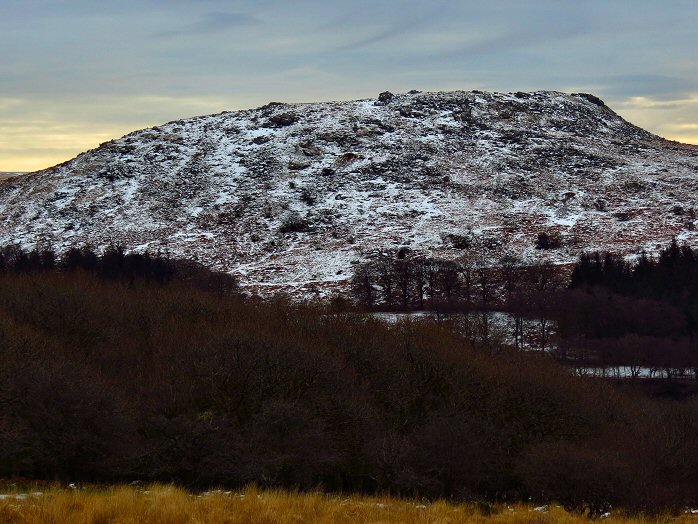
[0,244,696,515]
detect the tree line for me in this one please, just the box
[0,244,238,295]
[556,240,698,379]
[350,243,698,378]
[0,269,696,515]
[350,254,568,352]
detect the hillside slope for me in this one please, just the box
[1,90,698,295]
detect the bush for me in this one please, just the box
[518,442,633,517]
[279,211,311,233]
[535,231,562,249]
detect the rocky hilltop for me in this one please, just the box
[1,90,698,295]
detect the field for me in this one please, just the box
[1,485,697,524]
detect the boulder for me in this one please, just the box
[377,91,394,104]
[268,112,298,127]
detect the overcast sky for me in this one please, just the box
[2,0,697,171]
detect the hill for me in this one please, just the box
[1,90,697,295]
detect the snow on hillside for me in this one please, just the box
[1,90,697,296]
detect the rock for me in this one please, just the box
[453,100,472,121]
[268,112,298,127]
[399,107,426,118]
[562,191,576,203]
[288,159,311,170]
[301,143,322,157]
[444,233,472,250]
[377,91,394,104]
[573,93,606,107]
[335,152,363,166]
[258,102,286,114]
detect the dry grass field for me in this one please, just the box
[0,485,697,524]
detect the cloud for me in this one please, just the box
[333,2,452,52]
[337,17,433,52]
[155,11,259,38]
[0,98,24,111]
[438,9,591,61]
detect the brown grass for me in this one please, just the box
[0,485,696,524]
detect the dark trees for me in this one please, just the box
[0,268,695,512]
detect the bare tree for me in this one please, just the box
[376,257,395,309]
[394,259,413,310]
[500,256,525,350]
[522,262,565,351]
[413,258,427,310]
[351,263,376,309]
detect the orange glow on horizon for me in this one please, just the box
[2,96,698,173]
[3,133,698,174]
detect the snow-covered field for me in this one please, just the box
[1,90,697,296]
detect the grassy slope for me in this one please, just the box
[0,485,696,524]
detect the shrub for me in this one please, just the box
[535,231,562,249]
[518,442,633,517]
[279,211,311,233]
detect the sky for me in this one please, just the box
[1,0,698,172]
